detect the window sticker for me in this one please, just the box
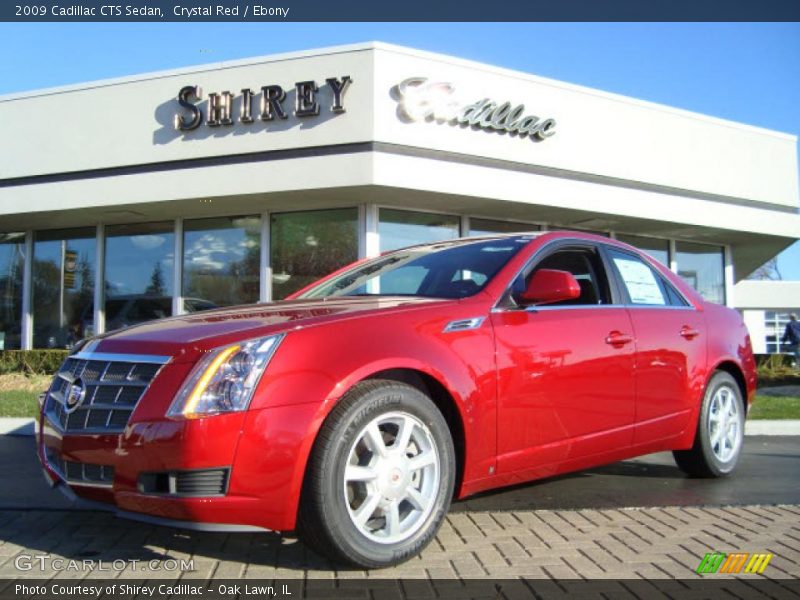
[613,257,666,305]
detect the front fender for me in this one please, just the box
[235,308,497,529]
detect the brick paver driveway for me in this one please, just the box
[0,504,798,581]
[0,436,798,597]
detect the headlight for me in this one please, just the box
[167,334,284,419]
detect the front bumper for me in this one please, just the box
[36,400,321,533]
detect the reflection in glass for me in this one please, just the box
[183,216,260,309]
[469,218,539,237]
[0,234,25,350]
[33,229,96,349]
[104,222,175,332]
[301,238,526,300]
[616,234,670,267]
[675,241,725,304]
[379,209,460,252]
[271,208,358,300]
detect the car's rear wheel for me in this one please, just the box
[297,379,455,568]
[673,371,745,478]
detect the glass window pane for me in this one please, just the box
[469,218,539,237]
[301,238,527,300]
[271,208,358,300]
[33,229,96,349]
[675,241,725,304]
[616,234,670,267]
[379,209,459,252]
[104,222,175,332]
[551,227,610,237]
[183,216,260,310]
[0,233,25,350]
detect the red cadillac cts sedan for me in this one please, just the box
[38,231,756,567]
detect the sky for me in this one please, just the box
[1,22,798,278]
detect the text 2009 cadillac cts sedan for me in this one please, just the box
[38,231,756,567]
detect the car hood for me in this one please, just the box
[88,296,449,361]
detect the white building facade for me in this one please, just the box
[1,42,798,350]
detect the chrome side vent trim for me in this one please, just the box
[443,317,485,333]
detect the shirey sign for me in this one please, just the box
[396,77,557,141]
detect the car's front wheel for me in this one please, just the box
[673,371,745,477]
[297,379,455,568]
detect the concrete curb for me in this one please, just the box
[0,418,36,436]
[1,417,799,436]
[745,420,800,436]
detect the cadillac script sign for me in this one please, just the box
[396,77,556,141]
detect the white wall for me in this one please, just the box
[742,310,768,354]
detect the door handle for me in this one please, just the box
[680,326,700,340]
[605,331,633,346]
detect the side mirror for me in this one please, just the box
[520,269,581,305]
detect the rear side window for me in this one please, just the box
[607,248,687,307]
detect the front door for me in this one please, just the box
[491,245,636,476]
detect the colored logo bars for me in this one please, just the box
[696,552,773,575]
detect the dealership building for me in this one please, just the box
[0,42,798,351]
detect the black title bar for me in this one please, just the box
[2,0,800,21]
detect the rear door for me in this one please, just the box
[604,247,706,444]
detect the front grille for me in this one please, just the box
[44,352,168,434]
[138,468,230,497]
[45,447,114,487]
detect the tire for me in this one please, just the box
[673,371,745,478]
[297,379,456,568]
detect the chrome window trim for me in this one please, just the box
[69,351,172,365]
[492,303,698,314]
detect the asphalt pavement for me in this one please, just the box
[2,434,798,512]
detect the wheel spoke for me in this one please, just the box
[408,450,436,472]
[345,464,377,482]
[394,416,415,454]
[709,427,722,449]
[721,391,731,416]
[406,486,426,511]
[353,492,381,527]
[366,422,389,458]
[385,500,401,537]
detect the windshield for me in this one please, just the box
[299,236,532,300]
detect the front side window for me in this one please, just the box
[507,247,611,307]
[301,237,531,300]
